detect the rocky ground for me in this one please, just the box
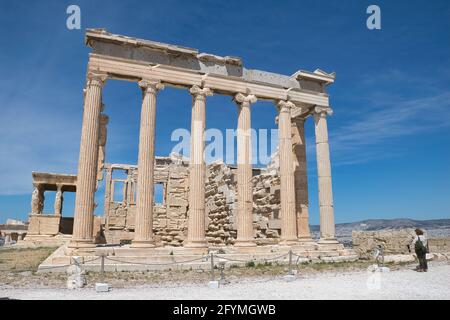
[1,261,449,300]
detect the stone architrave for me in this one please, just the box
[69,72,107,248]
[313,106,338,243]
[292,117,313,242]
[131,79,164,248]
[185,85,212,247]
[277,100,298,245]
[234,93,257,247]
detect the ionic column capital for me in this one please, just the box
[312,106,333,117]
[277,100,296,113]
[87,72,108,87]
[190,85,213,100]
[138,79,164,94]
[234,93,257,107]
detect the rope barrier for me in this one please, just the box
[213,255,251,263]
[262,252,290,261]
[104,255,206,266]
[22,251,301,273]
[213,252,290,263]
[82,256,102,264]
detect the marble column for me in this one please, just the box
[132,79,164,248]
[234,93,257,247]
[292,117,313,242]
[185,85,212,247]
[69,72,107,248]
[277,101,298,245]
[313,106,338,243]
[54,185,63,216]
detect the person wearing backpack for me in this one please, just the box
[412,228,429,272]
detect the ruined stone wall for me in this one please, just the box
[428,237,450,253]
[104,154,285,246]
[205,162,235,245]
[105,156,190,246]
[352,229,420,258]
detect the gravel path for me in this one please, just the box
[1,263,449,300]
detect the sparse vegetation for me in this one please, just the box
[0,246,434,289]
[0,246,57,272]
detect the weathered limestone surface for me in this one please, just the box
[428,237,450,253]
[102,152,298,247]
[277,101,297,245]
[313,107,337,243]
[352,229,418,258]
[234,93,257,246]
[292,117,312,241]
[132,79,163,248]
[185,86,212,247]
[70,72,106,248]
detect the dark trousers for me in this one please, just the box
[416,250,428,270]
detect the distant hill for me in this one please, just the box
[310,218,450,232]
[310,218,450,247]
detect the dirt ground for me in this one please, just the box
[0,246,419,289]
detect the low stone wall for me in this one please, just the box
[352,229,450,259]
[428,237,450,253]
[352,229,418,259]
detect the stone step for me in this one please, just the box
[53,249,347,265]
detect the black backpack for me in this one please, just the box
[415,237,428,254]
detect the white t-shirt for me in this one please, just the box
[412,235,427,248]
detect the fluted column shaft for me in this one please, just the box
[292,117,313,241]
[132,79,163,248]
[70,72,106,248]
[313,107,338,243]
[234,93,257,246]
[277,101,298,245]
[185,86,212,247]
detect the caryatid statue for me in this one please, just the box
[31,185,44,214]
[54,185,63,216]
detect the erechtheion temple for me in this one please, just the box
[23,29,356,271]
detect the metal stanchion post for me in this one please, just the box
[210,252,215,281]
[208,252,219,289]
[283,250,296,282]
[100,254,105,283]
[95,253,109,292]
[288,250,293,275]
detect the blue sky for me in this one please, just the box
[0,0,449,224]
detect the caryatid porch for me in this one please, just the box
[69,29,340,251]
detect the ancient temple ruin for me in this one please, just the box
[25,29,356,270]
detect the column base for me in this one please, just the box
[318,237,339,244]
[184,240,208,248]
[279,238,299,246]
[68,238,96,249]
[234,239,257,247]
[297,236,315,244]
[131,240,156,248]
